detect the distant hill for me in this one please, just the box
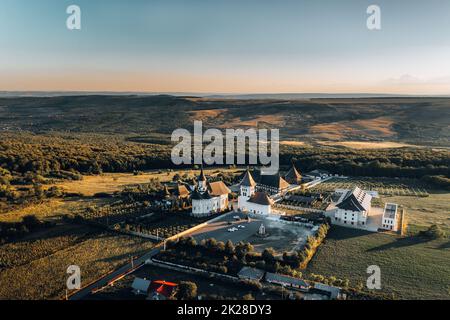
[0,95,449,147]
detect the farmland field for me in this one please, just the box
[0,225,153,300]
[310,177,430,197]
[50,168,239,197]
[306,226,450,300]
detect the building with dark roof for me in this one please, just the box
[253,169,290,195]
[313,283,342,300]
[326,187,372,228]
[240,170,257,188]
[284,164,302,185]
[265,272,311,291]
[237,267,265,281]
[326,186,398,233]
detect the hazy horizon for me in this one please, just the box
[1,0,450,94]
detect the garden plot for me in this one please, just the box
[310,177,429,197]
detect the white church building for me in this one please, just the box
[191,168,231,217]
[238,170,274,215]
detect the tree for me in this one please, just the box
[242,293,255,300]
[262,248,276,265]
[176,281,198,300]
[225,240,235,255]
[22,215,41,231]
[420,224,446,239]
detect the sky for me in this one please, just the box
[1,0,450,94]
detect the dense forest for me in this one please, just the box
[1,132,448,188]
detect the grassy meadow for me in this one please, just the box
[0,226,153,300]
[306,226,450,300]
[387,192,450,233]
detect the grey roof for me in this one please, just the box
[336,187,371,212]
[131,277,151,293]
[384,203,398,219]
[191,190,212,200]
[265,272,310,288]
[254,170,289,190]
[237,267,265,281]
[240,170,257,187]
[284,165,302,183]
[313,283,341,299]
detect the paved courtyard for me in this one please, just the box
[189,212,314,254]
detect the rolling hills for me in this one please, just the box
[0,95,449,147]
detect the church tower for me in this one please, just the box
[197,166,207,193]
[238,170,256,210]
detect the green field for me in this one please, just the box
[0,224,153,300]
[306,226,450,300]
[387,192,450,233]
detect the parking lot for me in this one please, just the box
[189,212,314,254]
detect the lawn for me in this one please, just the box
[306,226,450,300]
[387,191,450,233]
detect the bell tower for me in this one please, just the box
[197,166,207,193]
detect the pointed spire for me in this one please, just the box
[240,169,256,187]
[199,164,207,182]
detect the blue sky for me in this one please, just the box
[1,0,450,94]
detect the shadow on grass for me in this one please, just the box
[435,241,450,250]
[327,226,374,241]
[366,236,431,252]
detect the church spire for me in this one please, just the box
[199,164,207,182]
[197,164,207,193]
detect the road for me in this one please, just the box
[68,245,163,300]
[68,212,235,300]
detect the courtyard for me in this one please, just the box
[189,212,315,255]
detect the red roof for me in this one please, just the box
[149,280,178,298]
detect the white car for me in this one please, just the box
[238,225,245,229]
[233,216,240,220]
